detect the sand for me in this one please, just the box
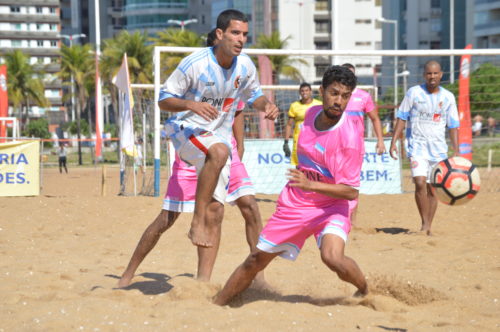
[0,166,499,331]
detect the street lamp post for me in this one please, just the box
[376,17,398,108]
[397,70,410,96]
[167,18,198,31]
[57,33,86,122]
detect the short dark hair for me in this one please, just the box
[321,65,357,91]
[341,63,355,71]
[216,9,248,31]
[299,82,312,90]
[206,28,217,47]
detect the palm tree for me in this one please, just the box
[253,31,306,84]
[150,28,204,80]
[59,43,95,165]
[101,31,153,132]
[4,50,49,131]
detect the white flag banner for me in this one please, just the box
[112,54,135,157]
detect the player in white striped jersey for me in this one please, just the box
[159,9,278,250]
[390,60,459,235]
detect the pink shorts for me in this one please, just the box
[162,139,255,212]
[257,201,351,261]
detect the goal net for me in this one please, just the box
[130,46,500,196]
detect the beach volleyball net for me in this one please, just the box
[126,46,500,196]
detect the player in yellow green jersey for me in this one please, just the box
[283,83,322,165]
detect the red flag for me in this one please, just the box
[0,65,8,142]
[457,44,473,160]
[257,55,275,138]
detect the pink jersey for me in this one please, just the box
[345,88,375,134]
[278,105,364,209]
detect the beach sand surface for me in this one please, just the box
[0,167,499,331]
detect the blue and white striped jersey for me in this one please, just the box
[397,84,459,161]
[159,47,263,144]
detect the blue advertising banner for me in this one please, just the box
[242,139,401,195]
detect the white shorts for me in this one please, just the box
[170,126,231,204]
[409,157,440,183]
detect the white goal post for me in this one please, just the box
[150,46,500,196]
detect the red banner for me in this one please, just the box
[457,44,473,160]
[0,65,8,142]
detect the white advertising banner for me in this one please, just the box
[241,139,402,195]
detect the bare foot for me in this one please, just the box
[188,224,213,248]
[419,227,432,236]
[353,288,369,298]
[117,274,133,288]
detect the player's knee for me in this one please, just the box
[156,210,178,233]
[321,250,344,271]
[242,252,266,273]
[207,144,229,168]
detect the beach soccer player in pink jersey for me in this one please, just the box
[117,29,267,288]
[342,63,386,225]
[214,65,368,306]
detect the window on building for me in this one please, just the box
[202,15,205,24]
[10,6,20,13]
[50,24,57,31]
[430,18,441,32]
[419,18,428,22]
[316,64,330,77]
[37,40,44,47]
[355,19,372,24]
[36,7,43,13]
[430,41,441,49]
[12,23,22,30]
[431,0,441,8]
[50,41,57,47]
[36,24,42,30]
[315,20,330,33]
[315,42,331,50]
[50,7,56,14]
[355,41,372,46]
[12,40,21,47]
[419,40,429,46]
[315,0,328,11]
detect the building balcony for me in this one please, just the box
[0,47,59,57]
[0,13,60,24]
[475,0,500,10]
[0,30,59,39]
[0,0,59,5]
[474,21,500,37]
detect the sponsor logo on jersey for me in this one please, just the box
[411,160,419,168]
[222,98,235,113]
[201,96,224,107]
[205,81,215,86]
[433,113,441,122]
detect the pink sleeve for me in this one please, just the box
[328,148,362,188]
[364,93,375,113]
[236,100,245,111]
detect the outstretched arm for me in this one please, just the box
[158,97,218,121]
[389,118,406,160]
[287,169,358,201]
[251,95,279,120]
[367,110,386,155]
[232,110,245,160]
[449,127,459,156]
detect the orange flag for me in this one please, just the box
[457,44,473,160]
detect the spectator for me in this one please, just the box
[487,116,496,137]
[472,114,484,137]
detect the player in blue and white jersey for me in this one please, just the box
[390,60,459,235]
[158,9,279,249]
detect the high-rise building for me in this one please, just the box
[474,0,500,49]
[381,0,473,89]
[0,0,63,119]
[278,0,382,84]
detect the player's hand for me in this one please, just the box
[283,140,291,158]
[190,101,219,121]
[389,142,398,160]
[264,103,279,120]
[376,141,386,155]
[287,168,312,191]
